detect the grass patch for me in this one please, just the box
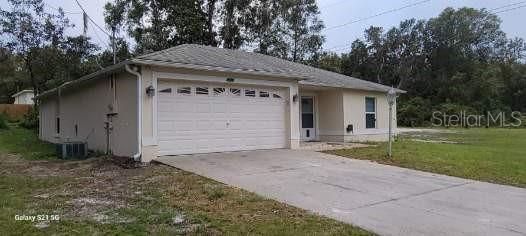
[0,123,55,160]
[328,128,526,188]
[0,125,371,235]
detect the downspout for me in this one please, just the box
[125,64,142,161]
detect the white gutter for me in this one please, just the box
[125,64,142,161]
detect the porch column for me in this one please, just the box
[289,84,301,149]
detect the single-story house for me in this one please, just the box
[12,90,35,105]
[36,44,405,162]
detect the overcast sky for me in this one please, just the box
[3,0,526,53]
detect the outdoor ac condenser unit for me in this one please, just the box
[56,142,88,159]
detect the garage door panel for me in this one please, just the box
[157,81,287,155]
[173,102,194,112]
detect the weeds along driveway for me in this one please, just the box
[157,149,526,236]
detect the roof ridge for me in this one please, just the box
[133,44,405,93]
[134,45,187,59]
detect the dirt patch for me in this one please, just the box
[0,154,194,229]
[1,151,369,235]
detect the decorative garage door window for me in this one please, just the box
[162,83,284,100]
[213,87,226,95]
[176,87,191,95]
[196,87,209,95]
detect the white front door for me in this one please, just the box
[300,96,316,140]
[157,80,287,156]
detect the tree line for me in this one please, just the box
[316,7,526,126]
[1,0,525,126]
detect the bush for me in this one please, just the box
[0,114,8,130]
[20,107,39,130]
[397,97,432,127]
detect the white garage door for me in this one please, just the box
[157,80,287,155]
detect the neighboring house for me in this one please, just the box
[36,44,405,162]
[12,90,35,105]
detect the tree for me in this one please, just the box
[280,0,324,62]
[0,0,71,94]
[317,52,341,73]
[105,0,222,54]
[324,7,525,126]
[0,48,28,103]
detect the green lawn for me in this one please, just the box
[0,124,55,160]
[0,124,370,235]
[328,128,526,188]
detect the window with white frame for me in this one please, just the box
[365,97,376,129]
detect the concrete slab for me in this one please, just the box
[156,149,526,236]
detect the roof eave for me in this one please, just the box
[35,61,130,100]
[299,81,407,93]
[11,90,34,98]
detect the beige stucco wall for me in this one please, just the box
[316,90,345,142]
[342,89,397,142]
[38,73,138,157]
[300,88,398,142]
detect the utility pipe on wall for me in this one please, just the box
[125,64,142,161]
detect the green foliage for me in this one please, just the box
[318,7,526,126]
[0,0,103,100]
[19,107,39,130]
[397,97,432,127]
[103,0,324,62]
[0,125,55,160]
[0,114,8,130]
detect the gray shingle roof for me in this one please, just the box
[132,44,404,93]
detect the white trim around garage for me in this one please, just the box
[149,71,299,149]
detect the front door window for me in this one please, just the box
[301,97,315,140]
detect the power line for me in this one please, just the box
[323,0,433,32]
[91,25,111,50]
[74,0,111,37]
[326,1,526,52]
[489,1,526,11]
[493,4,526,14]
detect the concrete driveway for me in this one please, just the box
[156,150,526,236]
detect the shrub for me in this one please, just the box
[20,107,39,130]
[397,97,432,127]
[0,114,8,130]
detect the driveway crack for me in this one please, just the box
[349,181,474,211]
